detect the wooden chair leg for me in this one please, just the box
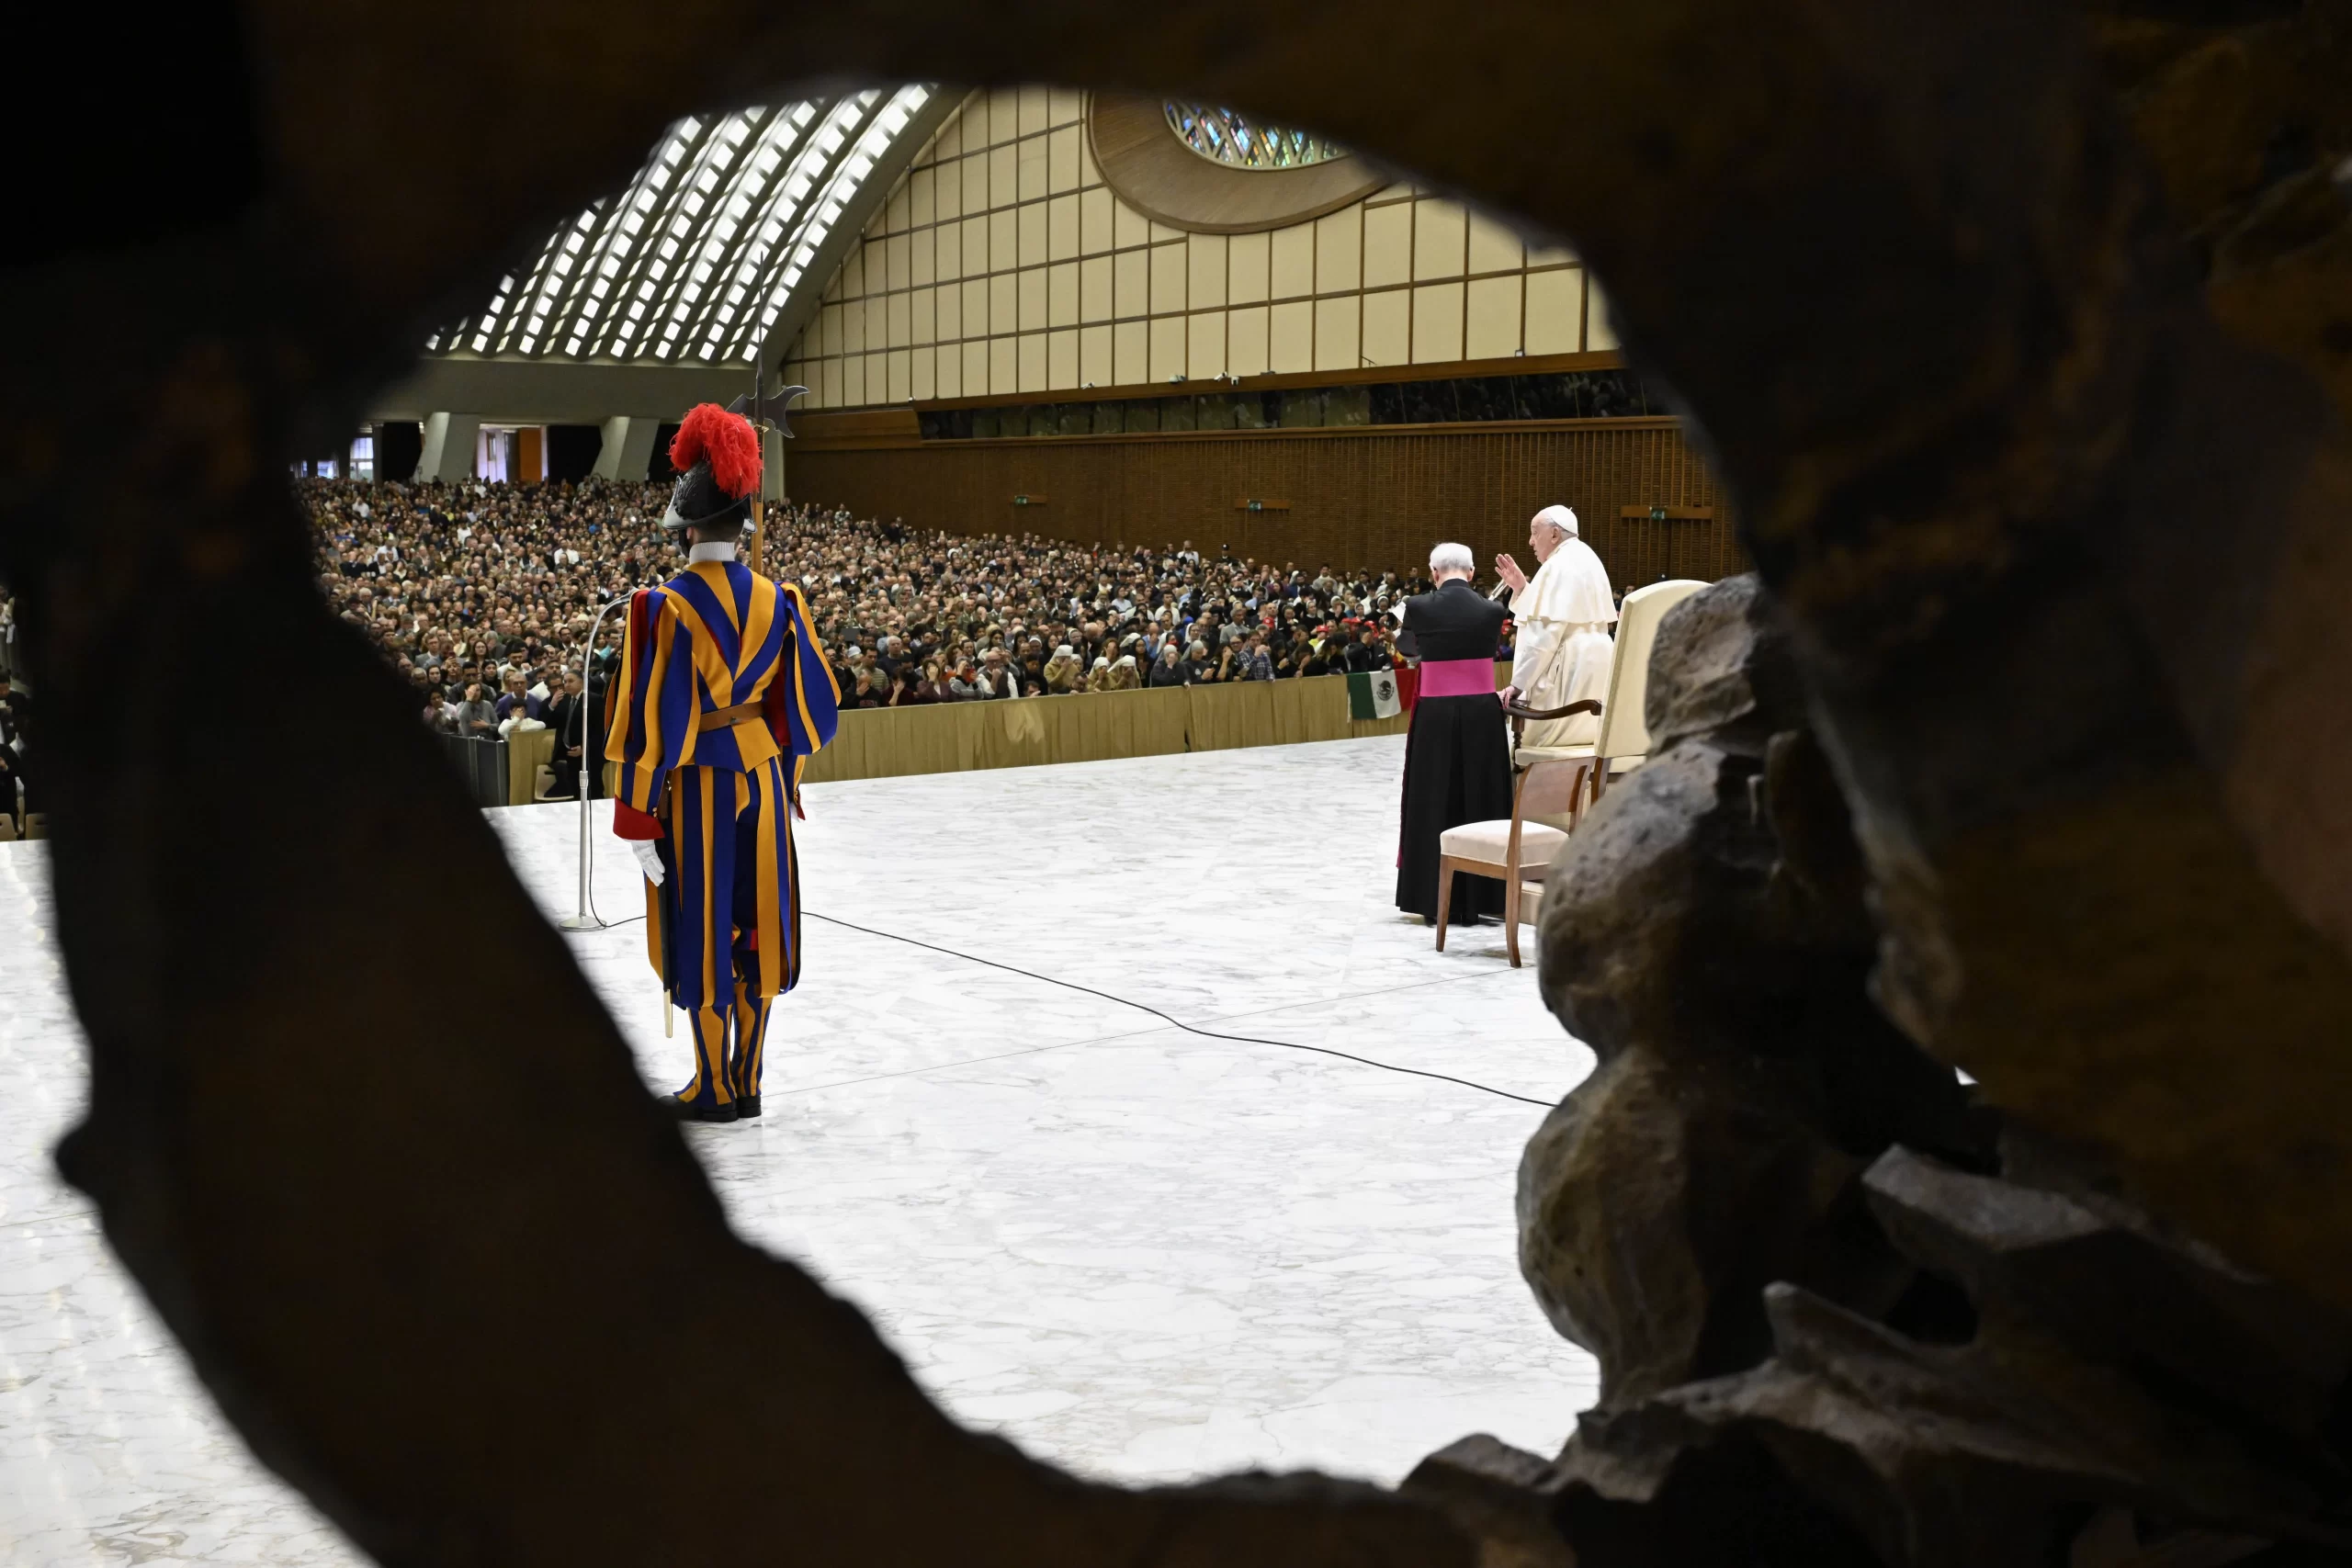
[1503,865,1521,967]
[1433,856,1454,949]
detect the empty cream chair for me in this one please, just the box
[1433,758,1589,967]
[1510,578,1709,818]
[1585,577,1708,798]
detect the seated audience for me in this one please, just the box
[453,682,499,740]
[978,648,1020,699]
[0,671,26,821]
[295,477,1428,737]
[545,671,588,798]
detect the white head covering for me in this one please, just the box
[1520,524,1617,626]
[1532,503,1579,538]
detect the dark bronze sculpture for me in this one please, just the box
[2,0,2346,1562]
[1502,576,2352,1562]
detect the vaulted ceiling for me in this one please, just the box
[424,85,943,371]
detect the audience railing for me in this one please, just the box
[533,664,1505,804]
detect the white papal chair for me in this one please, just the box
[1506,577,1710,820]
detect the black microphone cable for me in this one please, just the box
[802,912,1555,1109]
[575,811,1555,1108]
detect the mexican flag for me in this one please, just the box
[1347,666,1402,719]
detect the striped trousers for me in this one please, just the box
[649,756,799,1111]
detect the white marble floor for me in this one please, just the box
[0,736,1599,1566]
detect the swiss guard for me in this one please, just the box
[605,403,839,1122]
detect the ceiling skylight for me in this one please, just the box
[430,86,934,367]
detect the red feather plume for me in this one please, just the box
[669,403,763,499]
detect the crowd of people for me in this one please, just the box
[784,504,1471,707]
[0,602,27,829]
[0,479,1466,817]
[305,476,1475,741]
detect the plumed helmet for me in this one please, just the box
[661,403,763,534]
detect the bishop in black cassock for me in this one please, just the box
[1394,547,1513,924]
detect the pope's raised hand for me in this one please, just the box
[1495,554,1529,595]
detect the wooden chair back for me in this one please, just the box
[1513,757,1589,837]
[1507,698,1598,750]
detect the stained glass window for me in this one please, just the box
[1163,103,1345,170]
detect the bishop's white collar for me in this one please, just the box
[686,542,737,564]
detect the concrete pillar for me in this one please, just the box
[590,416,628,479]
[418,412,481,482]
[591,416,660,481]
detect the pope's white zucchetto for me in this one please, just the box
[1532,504,1579,537]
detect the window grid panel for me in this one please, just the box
[547,199,625,352]
[675,106,814,355]
[785,93,1605,405]
[653,107,774,355]
[751,87,927,358]
[733,96,879,357]
[593,118,715,359]
[429,88,945,367]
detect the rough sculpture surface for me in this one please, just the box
[2,0,2346,1564]
[1496,579,2352,1563]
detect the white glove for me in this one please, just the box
[631,840,666,886]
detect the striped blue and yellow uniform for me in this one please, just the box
[604,558,838,1111]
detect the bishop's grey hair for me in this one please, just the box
[1429,542,1475,576]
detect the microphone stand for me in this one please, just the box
[559,594,630,931]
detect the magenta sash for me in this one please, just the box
[1417,658,1497,698]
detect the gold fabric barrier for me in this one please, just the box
[795,667,1507,786]
[978,685,1193,772]
[563,668,1505,796]
[506,728,558,806]
[786,703,937,782]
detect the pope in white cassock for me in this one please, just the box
[1496,503,1617,750]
